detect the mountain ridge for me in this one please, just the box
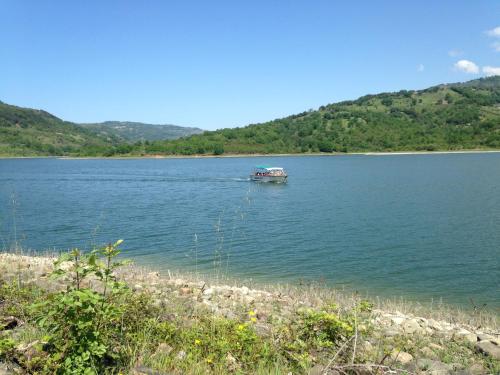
[78,121,204,142]
[1,76,499,156]
[126,76,500,155]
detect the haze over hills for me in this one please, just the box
[0,76,499,157]
[78,121,204,142]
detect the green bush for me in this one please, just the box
[33,241,133,374]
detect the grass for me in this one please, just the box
[0,246,498,374]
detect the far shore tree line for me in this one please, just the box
[1,77,499,157]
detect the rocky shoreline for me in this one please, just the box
[0,253,498,374]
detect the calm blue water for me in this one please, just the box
[1,155,499,309]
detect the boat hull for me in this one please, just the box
[250,175,287,183]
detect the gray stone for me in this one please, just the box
[176,350,186,360]
[476,333,494,342]
[308,365,325,375]
[382,328,400,337]
[467,363,487,375]
[0,316,22,330]
[391,316,406,325]
[221,309,237,320]
[415,358,452,374]
[402,318,422,334]
[131,366,170,375]
[360,340,373,354]
[0,362,21,375]
[429,343,444,351]
[255,323,272,337]
[390,350,413,364]
[308,365,341,375]
[154,343,173,356]
[475,340,500,360]
[460,333,478,344]
[420,346,439,359]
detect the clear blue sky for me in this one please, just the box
[1,1,499,130]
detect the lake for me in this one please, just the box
[1,154,499,309]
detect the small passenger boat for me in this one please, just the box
[250,166,288,183]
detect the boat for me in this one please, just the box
[250,166,288,183]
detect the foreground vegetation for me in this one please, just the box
[1,77,499,157]
[1,242,498,374]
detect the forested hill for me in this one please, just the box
[0,104,202,156]
[0,102,120,156]
[1,76,499,157]
[132,76,500,156]
[78,121,203,142]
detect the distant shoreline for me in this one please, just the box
[1,149,500,160]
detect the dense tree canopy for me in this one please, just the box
[1,76,499,157]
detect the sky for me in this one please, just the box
[1,1,499,130]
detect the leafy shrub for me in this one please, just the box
[33,240,133,374]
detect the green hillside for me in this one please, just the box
[0,102,120,156]
[1,77,499,157]
[131,76,500,156]
[79,121,204,142]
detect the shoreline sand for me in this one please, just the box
[1,149,500,160]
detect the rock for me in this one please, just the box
[223,289,234,298]
[133,284,143,291]
[454,328,477,344]
[382,328,400,337]
[226,352,239,372]
[467,363,487,375]
[427,319,444,331]
[490,337,500,346]
[420,346,439,359]
[464,334,478,344]
[476,333,494,341]
[244,295,255,304]
[240,286,249,295]
[428,343,444,351]
[154,343,173,356]
[176,350,186,360]
[360,340,373,354]
[404,318,423,334]
[0,362,22,375]
[255,323,272,337]
[0,317,23,330]
[475,340,500,360]
[131,366,169,375]
[390,350,413,364]
[414,358,452,374]
[16,340,41,361]
[308,364,330,375]
[391,316,406,325]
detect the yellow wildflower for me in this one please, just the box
[206,358,213,364]
[237,324,246,330]
[250,317,257,323]
[195,339,201,345]
[248,310,256,316]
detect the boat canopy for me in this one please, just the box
[255,165,284,171]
